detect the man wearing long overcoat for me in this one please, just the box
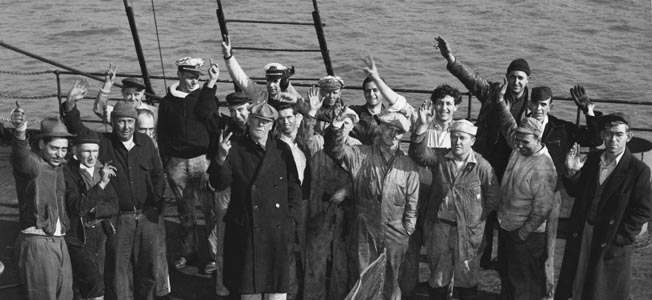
[208,103,302,300]
[555,113,652,300]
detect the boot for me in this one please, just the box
[428,285,449,300]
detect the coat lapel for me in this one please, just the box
[596,149,632,211]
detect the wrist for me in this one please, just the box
[100,86,112,94]
[223,52,232,60]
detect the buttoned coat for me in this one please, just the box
[208,134,302,295]
[555,149,652,300]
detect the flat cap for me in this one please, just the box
[531,86,552,102]
[318,75,344,92]
[226,92,251,107]
[121,77,146,90]
[74,131,100,145]
[375,112,410,133]
[450,119,477,136]
[515,117,544,138]
[250,102,278,121]
[598,112,630,128]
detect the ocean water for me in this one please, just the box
[0,0,650,137]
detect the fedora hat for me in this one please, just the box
[33,116,74,140]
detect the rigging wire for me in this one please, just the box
[150,0,167,89]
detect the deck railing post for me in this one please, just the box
[312,0,334,76]
[55,70,63,118]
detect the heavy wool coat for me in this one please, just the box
[555,149,652,300]
[208,135,302,295]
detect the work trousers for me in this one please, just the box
[68,226,107,299]
[16,233,73,300]
[498,228,547,300]
[425,222,480,290]
[105,212,160,300]
[154,214,170,297]
[303,204,350,300]
[208,187,231,296]
[166,155,214,259]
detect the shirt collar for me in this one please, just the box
[600,150,625,167]
[444,149,477,164]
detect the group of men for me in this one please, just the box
[9,34,651,300]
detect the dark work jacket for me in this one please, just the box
[63,106,165,213]
[555,149,652,300]
[158,85,211,159]
[63,159,118,246]
[207,134,302,294]
[447,59,529,180]
[539,114,602,190]
[11,137,70,234]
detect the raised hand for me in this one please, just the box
[417,99,434,127]
[362,56,380,80]
[208,59,220,86]
[306,86,324,114]
[222,36,232,59]
[10,101,26,131]
[570,85,594,114]
[565,143,587,176]
[489,79,508,104]
[280,65,295,90]
[102,63,117,90]
[99,161,117,188]
[216,130,233,164]
[434,36,454,63]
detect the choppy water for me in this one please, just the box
[0,0,650,137]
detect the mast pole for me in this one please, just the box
[123,0,155,99]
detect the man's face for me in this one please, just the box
[450,131,475,158]
[602,123,631,156]
[506,70,529,96]
[122,87,145,107]
[434,95,458,123]
[514,132,540,156]
[248,116,273,141]
[39,138,68,167]
[266,77,282,98]
[75,143,99,168]
[277,108,297,135]
[229,103,250,128]
[320,88,341,107]
[528,98,552,121]
[342,117,355,136]
[379,123,404,148]
[112,117,136,141]
[364,81,382,107]
[178,71,200,93]
[136,114,156,140]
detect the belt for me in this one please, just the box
[436,218,457,226]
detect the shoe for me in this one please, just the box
[204,261,217,274]
[174,257,187,270]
